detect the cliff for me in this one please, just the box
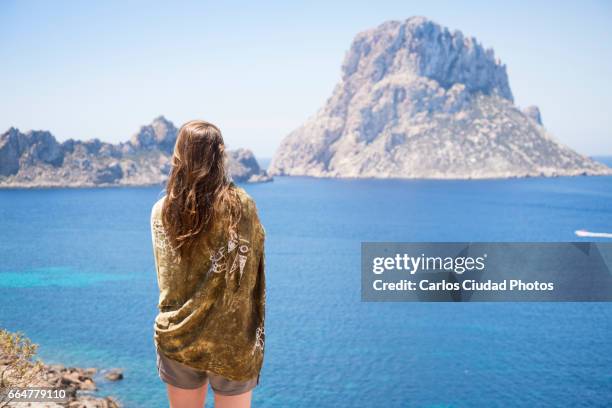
[269,17,610,179]
[0,116,271,188]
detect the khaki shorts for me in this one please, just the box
[156,347,259,395]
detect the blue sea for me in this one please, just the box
[1,170,612,407]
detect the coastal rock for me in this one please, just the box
[21,130,65,167]
[0,117,272,188]
[227,148,273,183]
[0,128,64,177]
[104,368,124,381]
[1,363,122,407]
[67,395,122,408]
[129,115,178,154]
[523,105,543,125]
[93,162,124,185]
[269,16,611,179]
[83,368,98,376]
[0,329,121,407]
[0,127,22,176]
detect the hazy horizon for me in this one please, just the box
[1,0,611,158]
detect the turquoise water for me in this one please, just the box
[1,174,612,407]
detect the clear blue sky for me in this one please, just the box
[1,0,610,158]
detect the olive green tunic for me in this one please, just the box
[151,185,265,381]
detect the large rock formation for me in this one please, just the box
[269,17,611,179]
[226,148,271,183]
[0,116,272,188]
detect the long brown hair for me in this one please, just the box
[162,120,241,262]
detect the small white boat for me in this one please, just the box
[575,229,612,238]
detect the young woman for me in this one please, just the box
[150,120,266,408]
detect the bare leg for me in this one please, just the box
[166,383,208,408]
[214,390,252,408]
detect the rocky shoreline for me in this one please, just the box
[2,362,123,408]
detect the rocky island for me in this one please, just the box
[0,116,272,188]
[269,17,610,179]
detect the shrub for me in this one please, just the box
[0,329,44,408]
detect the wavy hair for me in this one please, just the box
[161,120,241,262]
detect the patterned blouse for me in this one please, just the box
[150,185,266,381]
